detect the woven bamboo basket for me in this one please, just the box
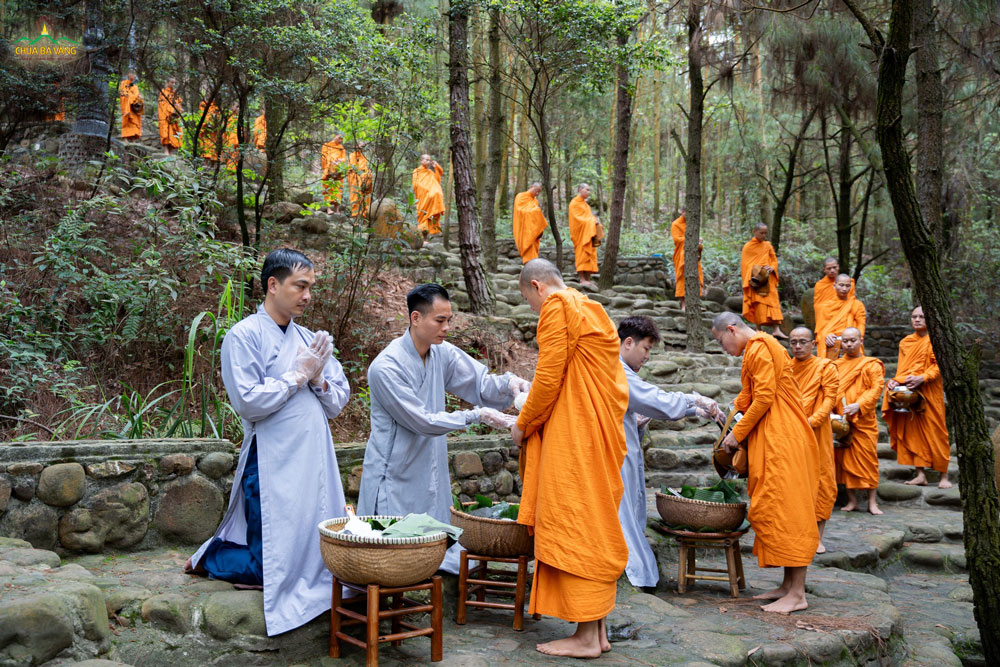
[449,506,533,558]
[655,491,747,533]
[317,516,447,587]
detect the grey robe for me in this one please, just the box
[359,330,515,573]
[620,358,695,587]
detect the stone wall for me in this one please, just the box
[496,239,670,291]
[0,438,236,555]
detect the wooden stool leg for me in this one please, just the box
[677,542,688,593]
[513,555,527,631]
[329,576,342,658]
[474,556,486,603]
[366,583,380,667]
[390,593,403,646]
[456,550,469,625]
[725,541,739,598]
[735,545,747,589]
[430,576,443,662]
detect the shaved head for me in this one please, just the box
[788,326,815,360]
[711,311,750,334]
[789,326,813,339]
[519,258,564,289]
[712,312,753,356]
[842,327,861,338]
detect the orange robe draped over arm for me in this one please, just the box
[671,214,703,298]
[881,334,950,474]
[157,88,182,149]
[513,191,549,263]
[253,114,267,150]
[347,150,372,217]
[119,80,143,139]
[568,195,598,272]
[833,355,885,489]
[516,289,629,622]
[412,164,445,234]
[321,142,347,207]
[815,297,866,357]
[731,332,819,567]
[790,355,839,521]
[740,238,783,325]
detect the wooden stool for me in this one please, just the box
[329,575,442,666]
[656,525,748,597]
[456,551,539,630]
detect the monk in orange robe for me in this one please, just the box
[347,141,372,218]
[740,223,786,338]
[816,274,866,358]
[222,105,240,170]
[833,327,884,515]
[568,183,599,285]
[198,100,222,163]
[813,257,855,328]
[882,306,952,488]
[670,209,703,312]
[412,154,445,237]
[119,71,144,141]
[157,78,182,155]
[788,326,839,554]
[714,312,819,613]
[321,134,347,214]
[253,112,267,151]
[513,183,548,264]
[513,258,629,657]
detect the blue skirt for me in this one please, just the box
[202,438,263,586]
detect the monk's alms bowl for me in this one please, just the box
[831,414,852,443]
[317,516,447,587]
[449,506,534,558]
[655,491,747,533]
[889,388,924,412]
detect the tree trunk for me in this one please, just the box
[683,0,705,352]
[443,153,455,251]
[448,0,493,314]
[479,6,504,272]
[771,105,817,255]
[836,124,852,269]
[263,92,286,204]
[844,0,1000,659]
[913,0,947,254]
[532,104,563,268]
[652,73,662,227]
[598,30,633,290]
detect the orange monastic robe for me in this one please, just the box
[732,332,819,567]
[119,79,143,140]
[671,214,703,298]
[881,334,950,474]
[740,238,783,326]
[412,164,445,234]
[790,355,839,521]
[347,150,372,217]
[833,354,884,489]
[253,114,267,150]
[813,275,855,326]
[815,297,866,358]
[157,87,182,149]
[321,141,347,207]
[517,288,629,622]
[222,115,239,169]
[198,101,222,161]
[568,195,598,272]
[513,191,548,263]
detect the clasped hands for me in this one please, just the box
[886,375,924,390]
[288,331,333,388]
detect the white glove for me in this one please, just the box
[479,407,518,430]
[284,340,326,388]
[308,331,334,387]
[508,375,531,396]
[636,414,652,430]
[691,392,720,421]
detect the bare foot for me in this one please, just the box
[868,504,884,516]
[233,583,264,590]
[536,636,602,659]
[938,477,953,489]
[184,557,194,573]
[598,618,611,652]
[773,329,789,339]
[752,586,788,601]
[904,474,927,486]
[760,592,808,614]
[816,541,827,554]
[840,502,857,512]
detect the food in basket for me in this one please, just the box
[453,494,519,521]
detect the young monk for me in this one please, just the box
[713,312,819,613]
[513,259,630,657]
[618,315,720,588]
[119,71,143,141]
[882,306,952,488]
[568,184,599,285]
[739,223,786,338]
[834,327,885,515]
[816,274,866,358]
[813,257,855,324]
[513,182,548,264]
[788,327,839,554]
[412,154,445,237]
[157,77,182,155]
[358,284,528,573]
[187,249,350,635]
[670,209,703,312]
[321,133,347,214]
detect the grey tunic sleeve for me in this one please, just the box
[221,327,297,422]
[442,344,515,410]
[308,354,351,420]
[369,359,478,435]
[628,374,696,420]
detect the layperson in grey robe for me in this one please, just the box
[617,316,720,588]
[359,284,528,573]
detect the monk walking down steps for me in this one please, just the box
[740,223,786,338]
[713,312,819,613]
[512,259,630,656]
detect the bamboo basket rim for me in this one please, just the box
[449,505,521,525]
[317,515,448,546]
[655,490,747,510]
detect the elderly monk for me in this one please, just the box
[882,306,952,489]
[412,154,445,237]
[321,133,347,214]
[788,327,839,554]
[568,183,600,285]
[347,141,372,218]
[714,312,819,613]
[514,182,549,264]
[813,257,855,324]
[740,223,785,338]
[513,258,629,657]
[359,284,528,573]
[157,78,182,155]
[834,327,884,515]
[816,274,866,358]
[671,209,704,312]
[119,71,143,141]
[618,315,720,588]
